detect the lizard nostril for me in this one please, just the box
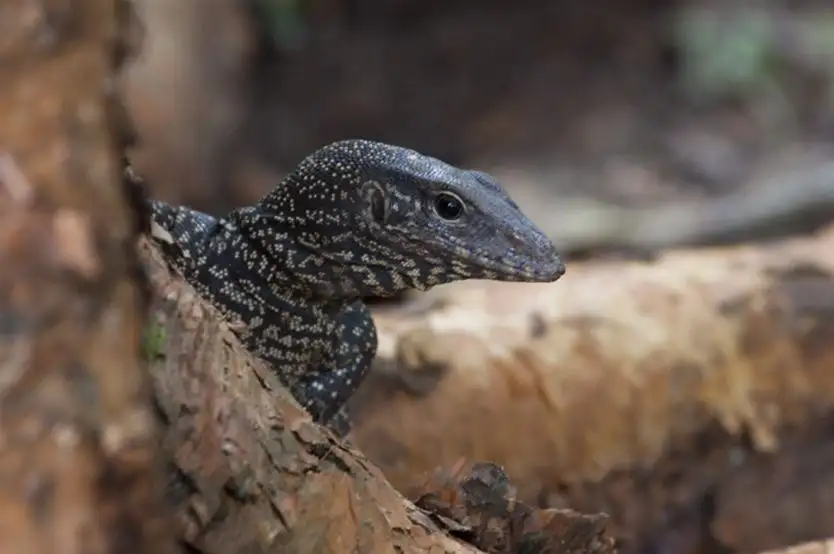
[507,231,528,249]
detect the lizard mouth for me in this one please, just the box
[471,251,566,283]
[377,231,567,286]
[427,232,565,283]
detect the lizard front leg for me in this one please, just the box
[291,300,377,433]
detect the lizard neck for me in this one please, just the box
[229,207,415,300]
[147,200,217,278]
[146,201,316,306]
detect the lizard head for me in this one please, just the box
[259,139,565,296]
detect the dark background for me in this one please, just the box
[126,0,834,257]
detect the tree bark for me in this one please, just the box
[0,1,175,553]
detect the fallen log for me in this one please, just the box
[349,224,834,554]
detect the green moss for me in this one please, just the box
[141,320,167,361]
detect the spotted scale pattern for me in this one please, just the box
[147,139,565,433]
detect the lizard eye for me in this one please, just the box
[433,192,465,221]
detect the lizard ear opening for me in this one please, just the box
[362,181,389,224]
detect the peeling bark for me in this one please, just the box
[0,1,174,553]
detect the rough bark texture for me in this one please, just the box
[348,224,834,554]
[0,1,175,553]
[141,240,483,553]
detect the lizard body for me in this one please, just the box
[146,139,565,433]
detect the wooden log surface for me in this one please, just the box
[349,224,834,554]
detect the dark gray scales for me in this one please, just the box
[147,139,565,434]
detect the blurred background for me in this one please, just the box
[123,2,834,554]
[127,0,834,258]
